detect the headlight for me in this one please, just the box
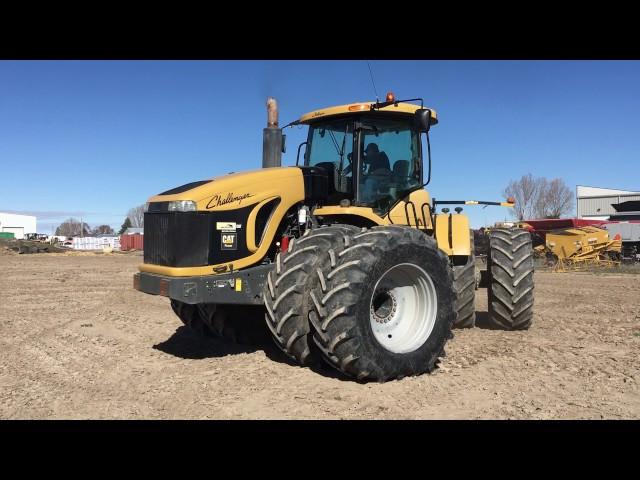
[168,200,197,212]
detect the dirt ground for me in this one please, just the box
[1,251,638,419]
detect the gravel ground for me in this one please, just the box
[1,251,638,419]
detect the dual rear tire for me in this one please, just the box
[452,227,535,331]
[264,225,456,382]
[263,225,359,366]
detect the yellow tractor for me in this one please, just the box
[134,93,535,381]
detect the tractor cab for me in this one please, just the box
[296,94,437,213]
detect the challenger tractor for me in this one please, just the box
[134,93,535,382]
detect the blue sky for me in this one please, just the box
[1,60,639,231]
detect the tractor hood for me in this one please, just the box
[140,166,309,276]
[146,167,305,212]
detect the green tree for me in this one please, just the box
[118,217,132,235]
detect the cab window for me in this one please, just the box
[305,120,354,194]
[357,118,422,210]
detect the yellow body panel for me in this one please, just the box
[433,213,471,257]
[139,167,305,277]
[298,101,438,124]
[315,190,433,228]
[315,189,470,256]
[313,205,388,225]
[388,190,433,228]
[146,167,299,211]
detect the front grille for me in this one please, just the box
[144,212,212,267]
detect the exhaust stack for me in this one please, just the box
[262,97,283,168]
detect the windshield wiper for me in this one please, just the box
[327,129,341,156]
[337,124,349,179]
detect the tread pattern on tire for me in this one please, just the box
[263,224,359,366]
[487,227,535,330]
[452,254,476,328]
[171,300,208,335]
[453,231,476,328]
[170,300,266,345]
[308,225,455,382]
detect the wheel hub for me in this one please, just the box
[371,290,397,323]
[369,262,438,354]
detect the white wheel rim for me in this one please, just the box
[369,262,438,354]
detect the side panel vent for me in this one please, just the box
[254,199,281,248]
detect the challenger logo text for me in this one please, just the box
[206,192,254,209]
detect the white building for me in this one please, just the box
[576,185,640,220]
[0,212,37,239]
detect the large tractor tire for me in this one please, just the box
[263,225,359,367]
[308,225,455,382]
[171,300,210,336]
[452,234,477,329]
[170,300,266,345]
[486,227,535,330]
[198,304,269,344]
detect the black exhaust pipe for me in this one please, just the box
[262,97,283,168]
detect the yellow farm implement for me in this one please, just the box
[545,226,622,272]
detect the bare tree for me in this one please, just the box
[532,177,550,219]
[504,174,574,220]
[127,205,145,228]
[55,218,91,237]
[541,178,574,218]
[502,173,544,221]
[93,224,115,235]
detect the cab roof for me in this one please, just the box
[298,101,438,125]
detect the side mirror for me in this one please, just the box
[296,141,308,166]
[282,134,286,153]
[414,108,432,132]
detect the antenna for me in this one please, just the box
[366,61,380,102]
